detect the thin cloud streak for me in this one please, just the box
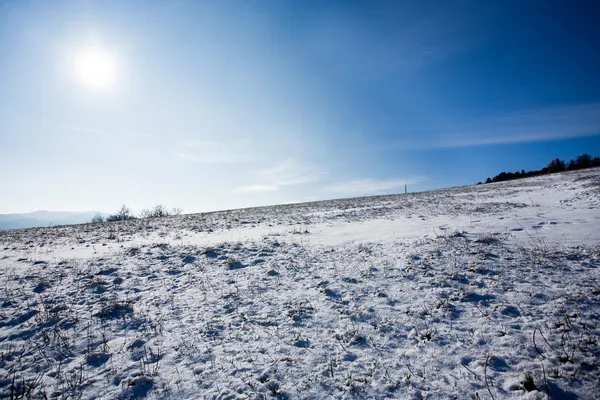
[231,159,328,193]
[56,125,104,134]
[175,140,257,164]
[232,184,279,193]
[393,103,600,149]
[56,124,154,138]
[174,151,253,164]
[257,159,328,186]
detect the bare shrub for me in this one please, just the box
[106,205,135,222]
[139,205,183,219]
[90,213,104,223]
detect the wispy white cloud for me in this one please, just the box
[129,132,155,139]
[257,159,328,186]
[231,159,328,193]
[56,124,154,138]
[395,102,600,149]
[174,152,201,161]
[232,184,279,193]
[56,124,104,134]
[326,177,426,196]
[175,140,256,164]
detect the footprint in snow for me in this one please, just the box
[489,357,511,372]
[462,293,495,303]
[182,255,196,264]
[96,267,118,276]
[227,260,247,270]
[86,352,110,367]
[129,376,153,398]
[500,306,521,318]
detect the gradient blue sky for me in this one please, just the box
[1,0,599,214]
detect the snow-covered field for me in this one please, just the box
[1,169,599,399]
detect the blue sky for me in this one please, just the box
[1,0,599,214]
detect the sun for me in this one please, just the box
[73,48,117,90]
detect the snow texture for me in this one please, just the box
[1,168,599,399]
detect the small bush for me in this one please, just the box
[139,205,183,219]
[91,214,104,223]
[106,205,135,222]
[171,207,183,216]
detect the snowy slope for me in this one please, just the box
[0,168,599,399]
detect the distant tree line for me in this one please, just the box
[91,204,183,223]
[481,153,600,184]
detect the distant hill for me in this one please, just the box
[0,211,105,230]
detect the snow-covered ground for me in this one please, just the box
[1,169,599,399]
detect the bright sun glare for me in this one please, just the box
[73,48,117,89]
